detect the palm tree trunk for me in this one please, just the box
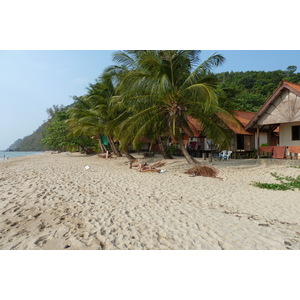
[108,136,122,157]
[171,132,198,165]
[124,151,136,160]
[123,145,136,160]
[157,136,173,159]
[98,135,107,153]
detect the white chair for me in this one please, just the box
[219,150,227,160]
[226,150,233,160]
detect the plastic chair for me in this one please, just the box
[219,150,227,160]
[226,150,233,160]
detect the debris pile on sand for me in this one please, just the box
[185,165,218,178]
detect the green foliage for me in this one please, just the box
[111,50,235,161]
[66,74,123,155]
[216,69,300,112]
[42,110,70,151]
[252,172,300,191]
[42,109,96,152]
[286,65,297,75]
[167,145,179,155]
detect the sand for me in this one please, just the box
[1,152,300,250]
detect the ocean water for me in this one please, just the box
[0,151,42,160]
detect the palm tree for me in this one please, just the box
[67,73,134,158]
[113,50,234,164]
[105,52,173,159]
[67,95,109,153]
[86,76,123,157]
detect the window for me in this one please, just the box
[292,125,300,140]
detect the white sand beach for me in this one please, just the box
[1,152,300,250]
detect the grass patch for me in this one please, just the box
[252,172,300,191]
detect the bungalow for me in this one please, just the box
[184,111,262,157]
[245,81,300,158]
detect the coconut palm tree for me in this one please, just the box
[105,53,174,159]
[113,50,234,164]
[67,73,136,158]
[67,95,109,153]
[85,76,123,157]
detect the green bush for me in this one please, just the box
[252,172,300,191]
[167,145,178,155]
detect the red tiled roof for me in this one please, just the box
[186,116,203,137]
[217,111,254,135]
[185,111,254,137]
[233,111,256,127]
[283,81,300,93]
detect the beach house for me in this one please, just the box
[184,110,278,156]
[245,81,300,158]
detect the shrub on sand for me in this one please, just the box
[252,172,300,191]
[185,165,218,178]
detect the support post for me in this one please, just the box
[234,134,237,159]
[267,125,272,146]
[256,126,260,159]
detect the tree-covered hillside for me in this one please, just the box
[7,121,49,151]
[6,105,66,151]
[216,66,300,112]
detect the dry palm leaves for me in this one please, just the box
[185,165,218,178]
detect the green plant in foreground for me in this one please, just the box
[252,172,300,191]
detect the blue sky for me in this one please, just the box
[1,50,300,150]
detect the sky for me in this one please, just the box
[1,50,300,150]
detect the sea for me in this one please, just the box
[0,151,42,160]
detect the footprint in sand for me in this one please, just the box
[34,236,48,247]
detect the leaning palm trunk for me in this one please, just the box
[108,136,122,157]
[122,145,136,160]
[171,132,198,165]
[124,151,135,160]
[98,135,107,153]
[157,136,173,159]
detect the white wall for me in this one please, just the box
[254,132,268,148]
[279,122,300,146]
[258,90,300,125]
[204,138,212,150]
